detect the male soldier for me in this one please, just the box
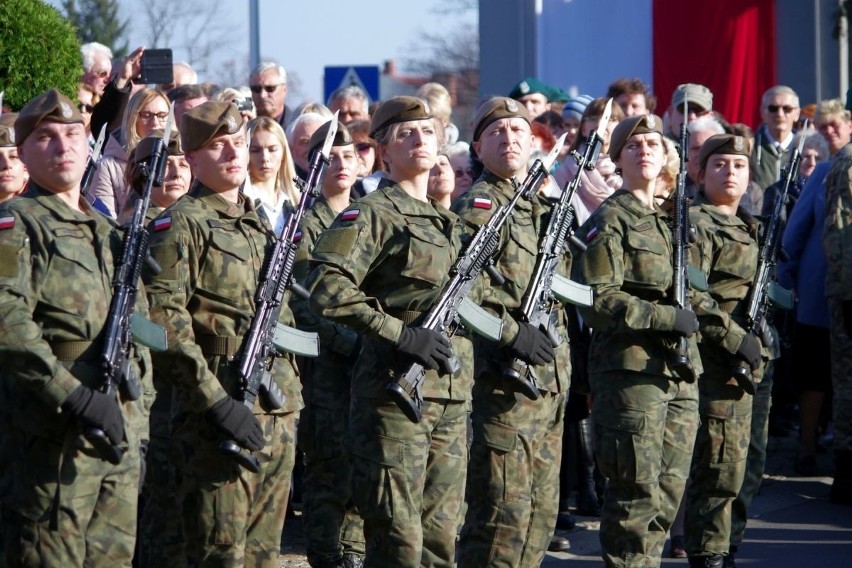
[666,83,714,141]
[752,85,801,191]
[250,61,294,129]
[454,96,572,566]
[0,88,152,565]
[509,77,553,120]
[292,120,365,568]
[327,85,370,125]
[823,119,852,506]
[145,101,303,566]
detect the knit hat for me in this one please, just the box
[562,94,594,122]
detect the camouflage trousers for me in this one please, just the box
[458,387,566,568]
[2,429,142,567]
[829,297,852,453]
[175,410,298,568]
[685,375,754,556]
[348,396,469,568]
[590,371,698,568]
[730,361,773,548]
[299,401,365,566]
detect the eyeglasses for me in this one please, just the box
[138,111,169,122]
[766,105,797,114]
[249,84,284,94]
[355,142,374,154]
[77,103,95,113]
[91,70,109,78]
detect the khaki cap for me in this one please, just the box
[471,96,530,141]
[369,96,431,138]
[698,133,752,170]
[14,89,83,144]
[130,129,184,167]
[672,83,713,111]
[609,114,664,160]
[180,101,242,152]
[308,120,353,158]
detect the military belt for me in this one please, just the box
[196,335,243,357]
[49,341,99,362]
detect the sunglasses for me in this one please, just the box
[91,70,109,78]
[77,103,95,113]
[766,105,797,114]
[355,142,374,153]
[249,84,283,94]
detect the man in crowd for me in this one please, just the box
[327,85,370,124]
[509,77,553,120]
[752,85,801,190]
[81,41,113,96]
[666,83,714,140]
[607,76,656,117]
[250,61,294,129]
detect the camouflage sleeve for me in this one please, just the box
[292,221,358,357]
[145,211,229,412]
[573,214,679,333]
[689,212,747,354]
[307,203,405,344]
[0,212,83,408]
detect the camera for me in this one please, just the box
[235,97,253,112]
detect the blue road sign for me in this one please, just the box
[324,65,380,103]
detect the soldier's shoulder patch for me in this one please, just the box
[586,226,599,242]
[472,197,492,210]
[0,216,15,231]
[340,209,360,222]
[293,229,303,243]
[153,216,172,232]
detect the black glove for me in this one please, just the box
[672,308,699,337]
[844,301,852,337]
[62,385,125,446]
[395,326,453,371]
[507,322,555,366]
[736,333,762,371]
[206,397,265,452]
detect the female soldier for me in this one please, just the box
[572,114,703,568]
[307,97,473,567]
[685,134,764,568]
[292,120,365,568]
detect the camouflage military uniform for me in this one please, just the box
[307,184,472,568]
[823,143,852,501]
[145,184,302,567]
[685,194,764,557]
[0,184,153,566]
[292,196,365,567]
[572,189,702,568]
[453,173,571,568]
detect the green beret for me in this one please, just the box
[698,133,752,170]
[0,125,15,147]
[180,101,242,152]
[130,129,184,167]
[508,77,549,100]
[672,83,713,111]
[369,96,431,139]
[609,114,663,161]
[472,96,530,141]
[14,89,83,144]
[308,120,353,158]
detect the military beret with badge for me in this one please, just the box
[608,114,664,161]
[697,133,752,170]
[308,120,353,158]
[179,101,242,152]
[369,96,432,139]
[14,88,83,144]
[471,96,531,141]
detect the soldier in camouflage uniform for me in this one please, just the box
[121,130,192,568]
[823,140,852,505]
[0,89,153,566]
[572,115,702,568]
[307,97,472,567]
[684,134,766,567]
[452,97,572,567]
[145,101,302,566]
[292,120,365,568]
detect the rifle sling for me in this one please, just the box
[387,310,424,326]
[196,335,243,357]
[49,341,99,362]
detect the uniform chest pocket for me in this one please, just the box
[508,216,540,257]
[402,221,451,288]
[51,228,99,273]
[714,229,758,279]
[207,220,252,262]
[623,226,670,288]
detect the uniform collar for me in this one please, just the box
[694,190,757,230]
[610,189,664,219]
[25,183,114,228]
[190,183,253,219]
[380,182,449,220]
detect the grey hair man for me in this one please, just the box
[250,61,292,128]
[81,42,113,95]
[287,112,327,178]
[327,85,370,124]
[753,85,801,190]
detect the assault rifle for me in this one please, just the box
[670,95,697,383]
[81,124,107,197]
[730,129,803,390]
[500,102,610,399]
[87,114,171,463]
[218,113,335,471]
[385,134,568,423]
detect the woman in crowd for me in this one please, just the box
[427,150,456,208]
[307,97,474,567]
[89,87,171,217]
[244,116,300,235]
[572,114,702,568]
[0,123,27,203]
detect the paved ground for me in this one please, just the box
[279,428,852,566]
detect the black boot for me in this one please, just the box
[576,418,602,516]
[830,450,852,505]
[688,554,725,568]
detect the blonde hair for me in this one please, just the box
[416,82,452,124]
[247,116,300,206]
[121,88,170,151]
[814,98,851,124]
